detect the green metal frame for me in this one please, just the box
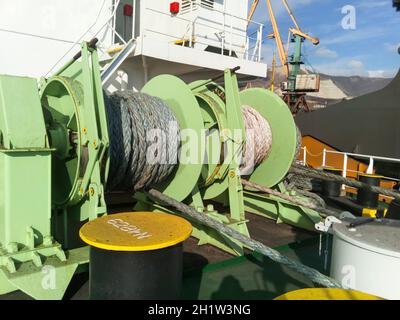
[135,69,250,255]
[135,69,321,254]
[0,42,108,299]
[44,42,109,249]
[243,183,321,231]
[0,74,75,299]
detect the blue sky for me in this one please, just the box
[249,0,400,78]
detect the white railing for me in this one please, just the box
[300,147,400,183]
[143,4,264,63]
[106,0,127,47]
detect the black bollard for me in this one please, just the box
[80,212,192,300]
[357,174,382,209]
[321,167,343,197]
[387,200,400,220]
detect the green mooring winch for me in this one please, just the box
[0,41,321,299]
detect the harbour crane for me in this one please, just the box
[394,0,400,11]
[248,0,321,114]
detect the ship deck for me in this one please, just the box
[1,213,326,300]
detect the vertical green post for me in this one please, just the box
[0,75,52,250]
[288,35,304,93]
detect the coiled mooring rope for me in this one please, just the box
[105,91,180,191]
[240,106,273,174]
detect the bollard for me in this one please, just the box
[80,212,192,300]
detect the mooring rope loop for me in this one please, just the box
[148,188,342,288]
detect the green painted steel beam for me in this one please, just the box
[0,75,49,149]
[0,42,109,300]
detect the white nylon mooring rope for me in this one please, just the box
[240,105,273,174]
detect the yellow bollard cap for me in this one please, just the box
[274,288,384,300]
[80,212,192,252]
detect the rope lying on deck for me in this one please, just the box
[293,188,326,208]
[148,188,342,289]
[241,179,340,218]
[290,164,400,201]
[285,172,314,191]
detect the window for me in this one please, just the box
[181,0,197,13]
[200,0,214,9]
[181,0,214,13]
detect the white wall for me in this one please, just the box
[0,0,266,86]
[141,0,191,43]
[140,0,250,58]
[0,0,114,78]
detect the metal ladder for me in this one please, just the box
[100,38,136,85]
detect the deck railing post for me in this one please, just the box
[245,37,249,60]
[322,148,326,167]
[229,17,233,56]
[367,157,374,174]
[258,24,263,62]
[342,153,348,190]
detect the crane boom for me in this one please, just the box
[265,0,289,76]
[281,0,301,30]
[248,0,319,71]
[289,28,320,45]
[247,0,320,114]
[248,0,259,24]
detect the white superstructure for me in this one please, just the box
[0,0,268,91]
